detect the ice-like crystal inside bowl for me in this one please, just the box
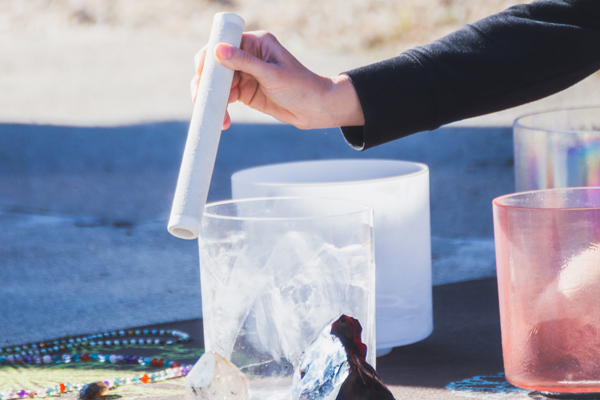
[198,198,375,399]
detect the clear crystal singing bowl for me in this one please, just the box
[494,187,600,396]
[231,159,432,357]
[514,106,600,191]
[198,197,375,399]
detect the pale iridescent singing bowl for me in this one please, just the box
[514,107,600,191]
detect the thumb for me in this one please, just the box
[215,43,274,82]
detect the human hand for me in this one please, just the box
[191,31,364,130]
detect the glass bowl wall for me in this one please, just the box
[514,107,600,191]
[231,159,432,355]
[199,197,375,398]
[493,188,600,394]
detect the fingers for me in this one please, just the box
[194,45,208,75]
[222,109,231,130]
[232,71,241,89]
[215,43,276,83]
[192,56,243,105]
[190,75,200,103]
[191,45,208,102]
[228,84,240,104]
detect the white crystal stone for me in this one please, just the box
[166,368,175,378]
[185,352,250,400]
[291,323,350,400]
[36,389,47,398]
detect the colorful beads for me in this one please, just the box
[0,365,192,400]
[0,329,190,357]
[1,340,194,400]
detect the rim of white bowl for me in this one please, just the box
[231,159,429,187]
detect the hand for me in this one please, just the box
[191,31,364,130]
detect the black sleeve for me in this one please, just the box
[340,0,600,150]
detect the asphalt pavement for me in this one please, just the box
[1,122,511,345]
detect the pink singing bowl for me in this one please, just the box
[493,187,600,395]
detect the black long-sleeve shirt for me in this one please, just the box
[341,0,600,150]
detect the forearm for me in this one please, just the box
[342,0,600,150]
[327,74,364,128]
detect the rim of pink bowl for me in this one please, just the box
[493,187,600,210]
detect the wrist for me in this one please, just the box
[327,74,365,128]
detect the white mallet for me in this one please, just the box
[168,13,245,240]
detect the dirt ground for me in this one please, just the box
[1,0,528,54]
[0,0,598,126]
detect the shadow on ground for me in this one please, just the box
[0,122,513,344]
[378,278,503,388]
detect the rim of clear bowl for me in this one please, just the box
[203,196,374,221]
[513,105,600,135]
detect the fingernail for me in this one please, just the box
[217,44,233,60]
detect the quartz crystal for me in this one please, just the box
[291,323,350,400]
[185,352,250,400]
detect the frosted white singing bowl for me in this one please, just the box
[232,159,432,355]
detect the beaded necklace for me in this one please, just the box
[0,329,190,357]
[0,329,196,400]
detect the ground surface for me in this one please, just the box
[0,0,598,127]
[1,123,510,345]
[1,4,600,397]
[1,279,539,400]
